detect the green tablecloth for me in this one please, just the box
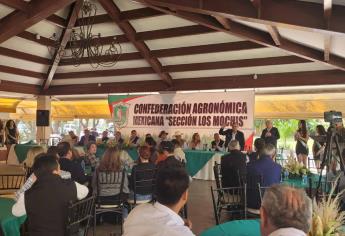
[184,150,224,177]
[95,145,138,161]
[201,220,261,236]
[282,173,321,189]
[0,198,26,236]
[14,141,38,163]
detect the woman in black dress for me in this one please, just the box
[295,120,309,166]
[0,119,4,146]
[312,125,326,170]
[5,120,19,145]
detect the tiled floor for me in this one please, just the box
[90,179,216,236]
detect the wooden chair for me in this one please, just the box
[23,163,34,180]
[0,174,25,195]
[66,195,95,236]
[213,161,222,189]
[211,185,247,225]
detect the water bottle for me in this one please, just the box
[302,174,307,185]
[284,170,289,180]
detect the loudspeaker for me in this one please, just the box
[36,110,50,126]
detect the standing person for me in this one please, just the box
[84,141,98,170]
[312,125,326,170]
[78,129,96,146]
[5,120,19,153]
[261,120,280,148]
[295,120,309,166]
[189,133,202,150]
[219,123,245,151]
[0,119,4,146]
[68,131,78,146]
[211,133,224,151]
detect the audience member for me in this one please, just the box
[260,185,312,236]
[58,142,88,184]
[78,129,96,146]
[247,144,282,186]
[0,119,4,146]
[172,131,187,149]
[123,167,194,236]
[189,133,202,150]
[90,128,99,138]
[102,130,109,142]
[156,141,178,165]
[84,141,98,170]
[172,139,186,163]
[211,133,224,151]
[92,147,129,204]
[129,130,140,148]
[129,146,156,202]
[295,120,309,166]
[261,120,280,148]
[68,131,78,146]
[219,122,245,151]
[12,154,88,235]
[23,146,45,169]
[221,140,246,188]
[157,130,168,146]
[248,138,266,163]
[145,133,152,139]
[145,136,158,163]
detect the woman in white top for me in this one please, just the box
[172,139,186,162]
[189,133,203,150]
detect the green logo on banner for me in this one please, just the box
[113,102,130,129]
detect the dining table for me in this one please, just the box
[200,219,261,236]
[0,197,26,236]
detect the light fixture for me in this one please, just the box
[47,0,122,68]
[36,34,40,40]
[253,74,258,80]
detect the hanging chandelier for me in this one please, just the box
[47,0,122,68]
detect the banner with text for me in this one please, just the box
[108,91,255,149]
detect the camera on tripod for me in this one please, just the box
[324,111,343,123]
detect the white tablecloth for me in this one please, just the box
[193,153,222,181]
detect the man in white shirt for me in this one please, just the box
[12,154,88,235]
[123,166,195,236]
[260,184,312,236]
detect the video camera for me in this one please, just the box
[324,111,343,123]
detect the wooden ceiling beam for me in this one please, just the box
[141,0,345,35]
[141,4,345,71]
[324,35,332,62]
[266,25,281,46]
[54,55,308,79]
[0,0,76,44]
[46,14,67,28]
[43,70,345,95]
[17,31,55,47]
[98,0,173,86]
[42,0,83,90]
[0,81,41,95]
[0,65,45,79]
[0,0,28,12]
[0,47,51,65]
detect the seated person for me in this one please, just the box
[115,131,124,145]
[68,131,78,146]
[123,166,195,236]
[247,144,282,186]
[129,130,140,148]
[129,146,156,202]
[84,141,98,170]
[248,138,265,163]
[145,137,158,163]
[156,141,178,165]
[221,140,247,188]
[157,130,168,146]
[211,133,224,151]
[58,142,88,184]
[172,139,186,163]
[188,133,202,150]
[12,154,88,235]
[101,130,109,143]
[23,146,45,171]
[92,147,129,204]
[246,144,282,211]
[78,129,96,146]
[260,185,312,236]
[172,131,187,149]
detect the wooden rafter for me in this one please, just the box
[213,15,231,30]
[0,65,45,79]
[42,0,83,90]
[141,0,345,35]
[0,47,51,65]
[53,56,308,79]
[43,70,345,95]
[98,0,173,86]
[324,35,332,62]
[140,3,345,71]
[0,0,76,44]
[0,81,40,95]
[266,25,281,46]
